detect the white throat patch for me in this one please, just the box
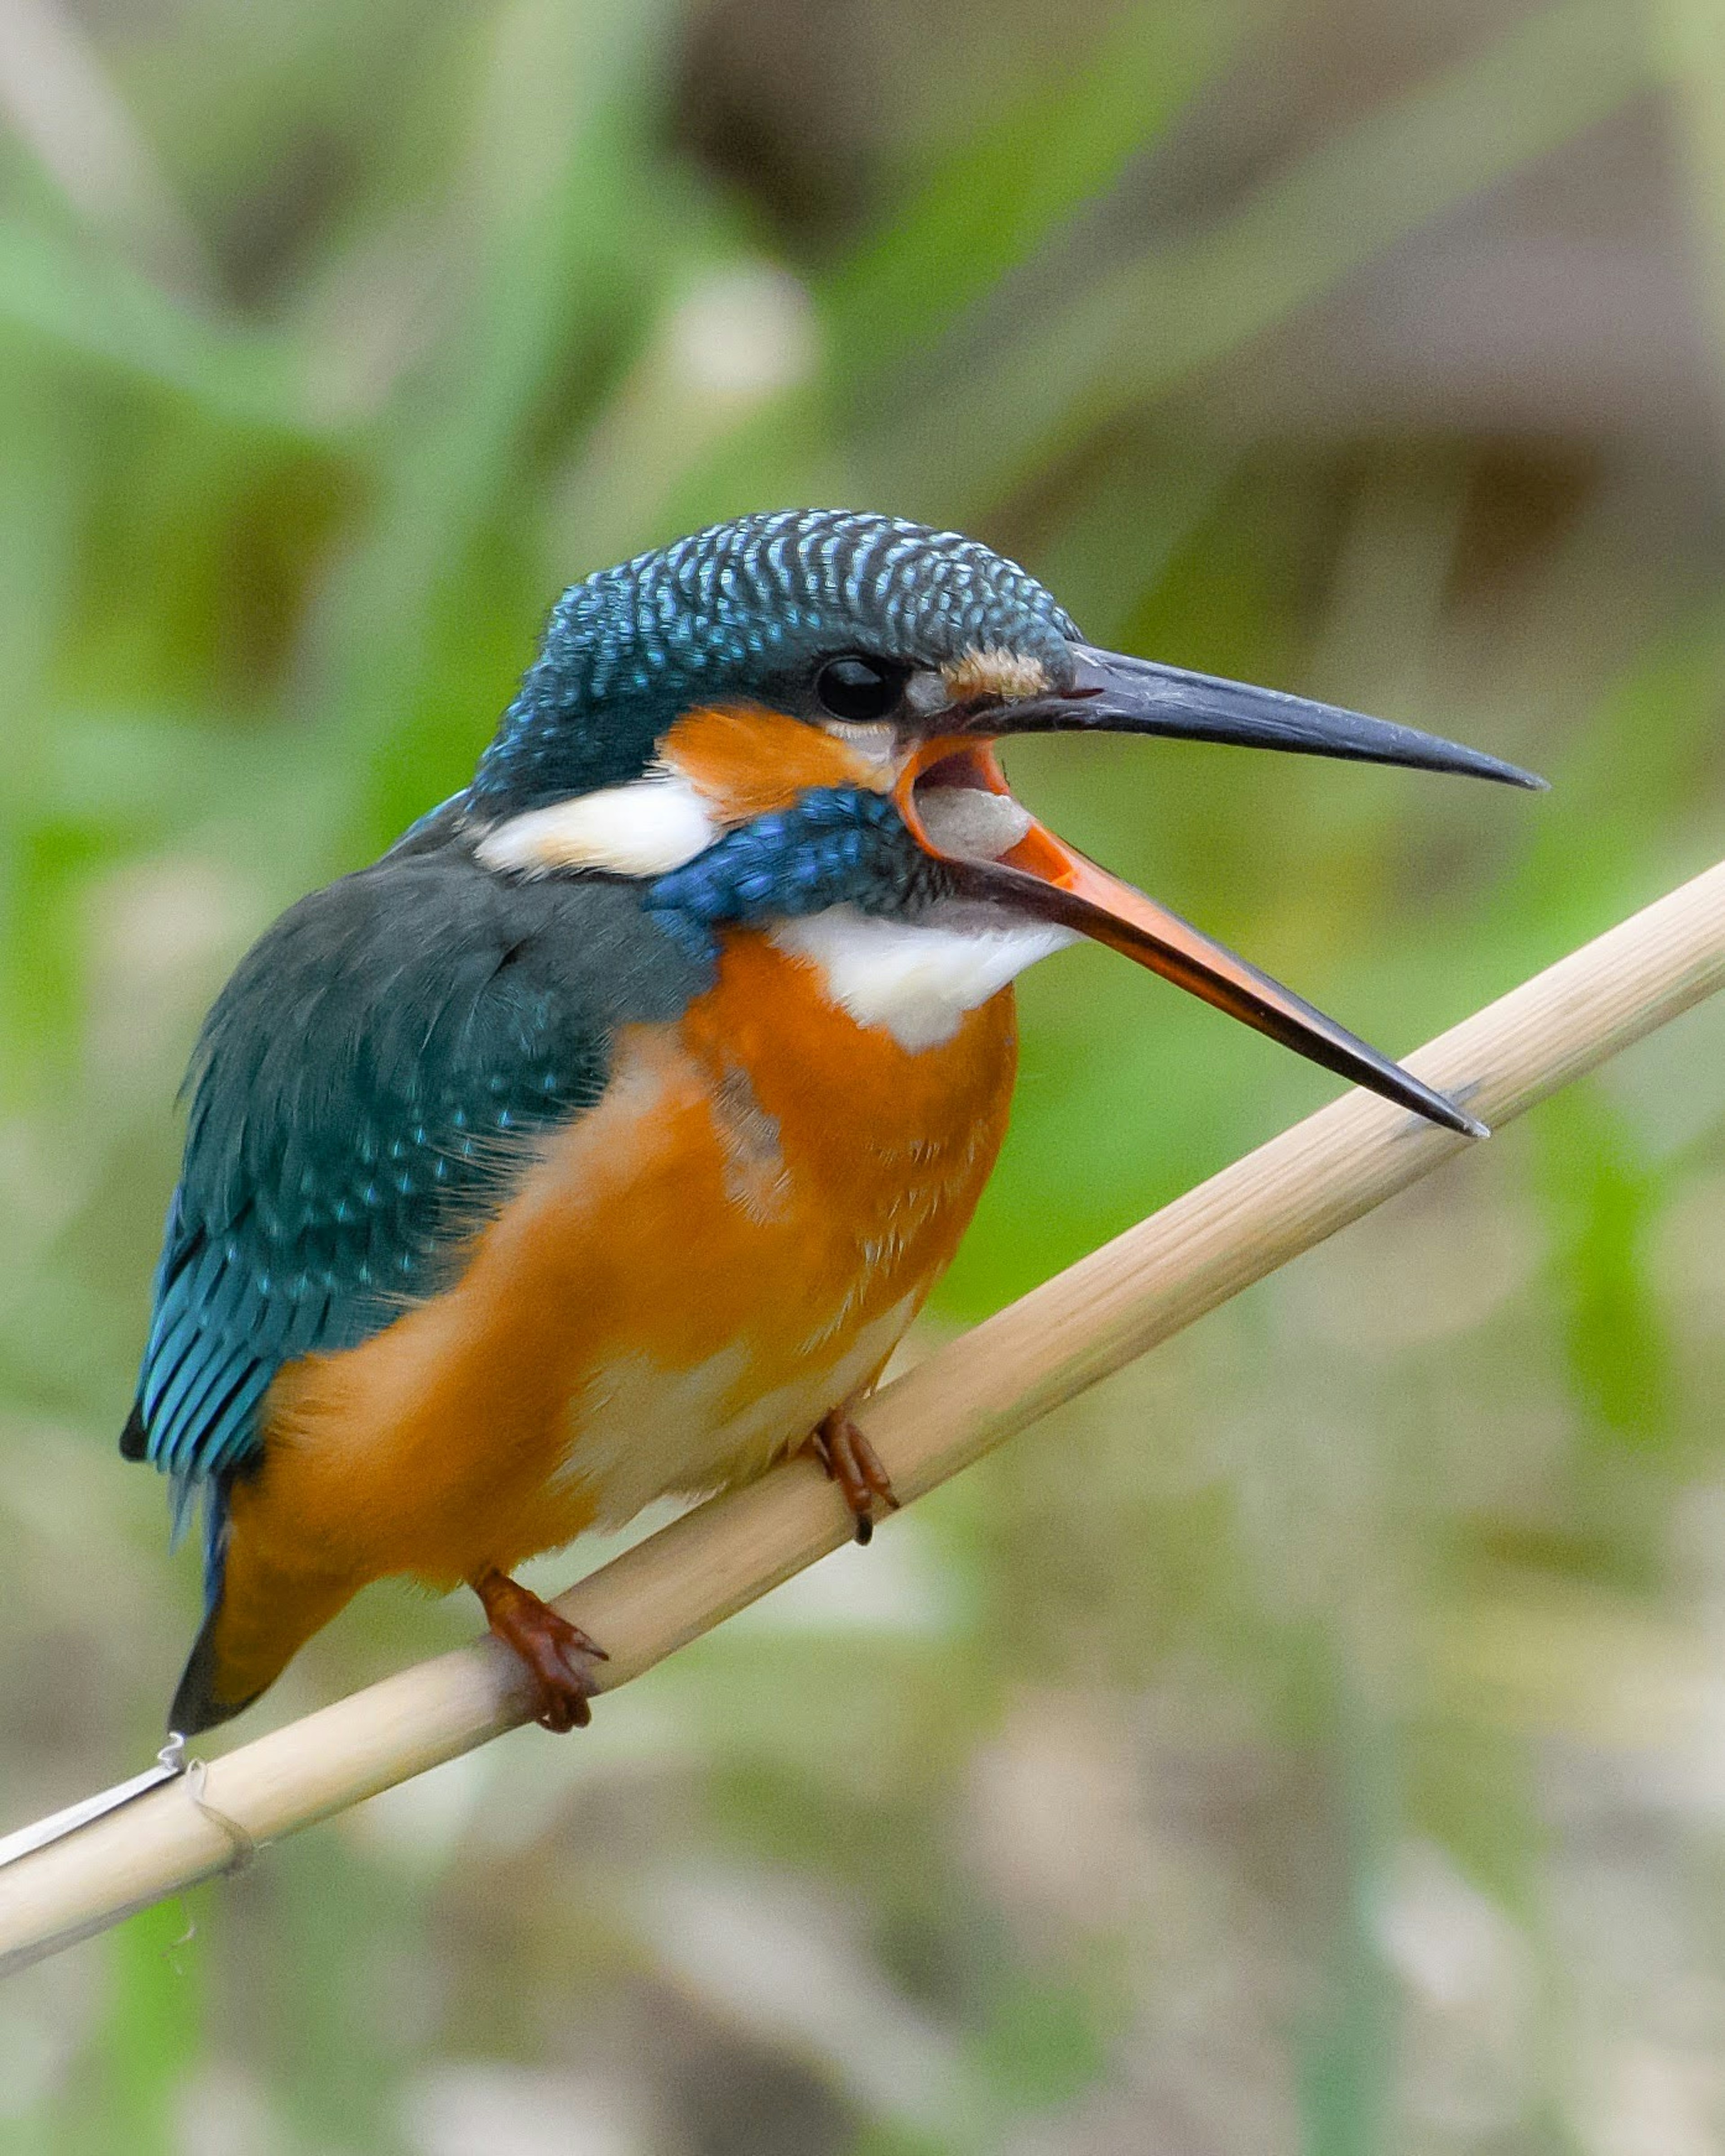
[477,767,1078,1053]
[772,906,1077,1051]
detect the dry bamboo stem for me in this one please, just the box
[5,856,1725,1977]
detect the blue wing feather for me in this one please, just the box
[128,835,711,1584]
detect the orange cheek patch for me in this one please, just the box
[660,704,891,825]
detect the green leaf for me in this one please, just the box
[1534,1085,1673,1444]
[823,4,1247,385]
[0,216,320,440]
[853,0,1659,515]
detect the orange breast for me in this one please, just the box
[230,931,1017,1599]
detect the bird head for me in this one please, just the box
[467,510,1543,1135]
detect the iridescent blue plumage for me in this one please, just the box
[124,844,711,1553]
[471,510,1078,807]
[643,785,949,956]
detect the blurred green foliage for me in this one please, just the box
[3,1,1725,2152]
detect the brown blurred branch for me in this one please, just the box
[0,0,213,299]
[4,856,1725,1978]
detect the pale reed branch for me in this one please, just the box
[4,856,1725,1976]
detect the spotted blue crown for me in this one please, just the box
[469,510,1080,810]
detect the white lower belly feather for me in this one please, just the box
[552,1293,917,1527]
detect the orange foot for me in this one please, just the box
[806,1408,902,1546]
[473,1567,608,1732]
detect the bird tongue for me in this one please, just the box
[894,739,1486,1138]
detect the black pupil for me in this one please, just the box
[815,655,902,724]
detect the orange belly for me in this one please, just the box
[219,930,1017,1657]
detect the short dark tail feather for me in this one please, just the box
[169,1600,261,1736]
[119,1395,147,1461]
[163,1474,357,1737]
[167,1474,252,1736]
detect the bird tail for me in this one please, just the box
[169,1500,357,1736]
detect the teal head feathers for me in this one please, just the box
[465,509,1541,1132]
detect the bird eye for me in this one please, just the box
[814,655,907,724]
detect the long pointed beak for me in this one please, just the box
[973,645,1547,791]
[892,641,1548,1138]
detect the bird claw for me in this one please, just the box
[805,1409,901,1545]
[473,1568,608,1733]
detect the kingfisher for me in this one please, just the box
[121,510,1539,1737]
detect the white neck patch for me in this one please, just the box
[475,772,717,879]
[772,905,1077,1051]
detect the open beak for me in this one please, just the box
[894,647,1547,1139]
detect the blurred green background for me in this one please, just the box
[3,0,1725,2149]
